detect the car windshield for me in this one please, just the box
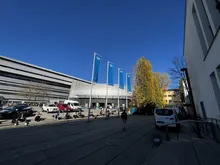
[3,106,16,111]
[74,103,79,106]
[156,109,173,116]
[63,104,68,107]
[48,104,56,107]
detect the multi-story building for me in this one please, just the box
[183,0,220,119]
[0,56,131,108]
[163,89,181,106]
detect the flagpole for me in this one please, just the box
[118,68,120,116]
[88,52,96,121]
[105,61,109,116]
[126,73,128,109]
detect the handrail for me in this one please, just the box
[157,119,211,127]
[156,119,219,143]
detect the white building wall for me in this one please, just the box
[69,79,131,99]
[184,0,220,119]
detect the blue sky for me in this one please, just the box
[0,0,185,86]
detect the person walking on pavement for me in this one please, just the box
[121,110,127,131]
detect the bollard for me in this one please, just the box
[176,131,179,140]
[210,122,219,143]
[205,123,208,133]
[215,119,218,128]
[165,125,170,141]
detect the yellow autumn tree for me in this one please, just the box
[132,57,155,107]
[153,74,163,107]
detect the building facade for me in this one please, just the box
[184,0,220,119]
[69,79,131,108]
[0,56,131,108]
[163,89,181,106]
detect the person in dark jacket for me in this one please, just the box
[121,110,127,131]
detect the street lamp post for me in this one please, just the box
[181,68,202,138]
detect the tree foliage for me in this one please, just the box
[154,72,170,93]
[132,57,169,110]
[169,56,186,84]
[153,74,163,107]
[179,78,186,103]
[133,57,155,107]
[169,56,189,104]
[18,83,50,103]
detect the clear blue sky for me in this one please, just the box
[0,0,185,85]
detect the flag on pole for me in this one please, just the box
[93,54,101,83]
[119,69,124,89]
[127,73,132,92]
[108,62,114,86]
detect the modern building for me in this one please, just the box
[183,0,220,119]
[0,56,131,108]
[163,89,181,106]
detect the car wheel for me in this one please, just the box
[47,109,49,113]
[155,122,159,130]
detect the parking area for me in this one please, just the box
[0,106,120,129]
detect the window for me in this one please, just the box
[169,100,172,103]
[173,95,176,97]
[156,109,173,116]
[210,72,220,112]
[164,95,167,97]
[168,95,172,97]
[203,0,220,34]
[195,0,214,48]
[200,101,207,119]
[193,4,208,56]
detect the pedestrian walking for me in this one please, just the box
[121,110,127,131]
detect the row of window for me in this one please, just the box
[0,91,68,100]
[0,64,73,84]
[192,0,220,58]
[0,81,69,94]
[0,70,71,89]
[164,95,176,97]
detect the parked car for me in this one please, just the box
[64,100,82,111]
[57,103,71,112]
[0,104,34,119]
[154,108,180,130]
[42,104,58,113]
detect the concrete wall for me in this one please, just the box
[184,0,220,119]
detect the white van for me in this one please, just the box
[154,108,180,130]
[64,100,81,111]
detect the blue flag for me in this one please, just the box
[93,54,101,83]
[119,69,124,89]
[127,73,132,92]
[108,62,114,86]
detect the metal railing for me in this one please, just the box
[159,119,220,143]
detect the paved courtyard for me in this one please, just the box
[0,115,220,165]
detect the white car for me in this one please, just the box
[64,100,82,111]
[42,104,58,113]
[154,108,180,130]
